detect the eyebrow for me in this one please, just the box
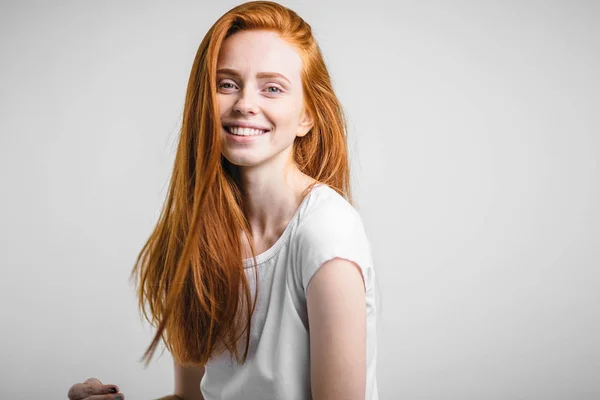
[216,68,291,85]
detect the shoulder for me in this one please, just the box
[296,185,363,242]
[291,185,373,293]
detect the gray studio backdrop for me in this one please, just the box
[1,1,598,399]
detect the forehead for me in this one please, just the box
[217,30,303,81]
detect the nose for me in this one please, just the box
[233,87,259,115]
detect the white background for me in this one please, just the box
[1,1,598,399]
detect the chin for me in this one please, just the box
[221,152,259,168]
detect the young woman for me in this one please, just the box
[67,1,378,399]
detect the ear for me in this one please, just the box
[297,107,314,138]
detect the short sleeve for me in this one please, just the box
[295,207,374,294]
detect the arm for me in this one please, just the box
[171,359,206,400]
[306,257,367,400]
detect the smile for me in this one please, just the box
[225,126,270,136]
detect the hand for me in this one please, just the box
[67,377,124,400]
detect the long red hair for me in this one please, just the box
[130,0,353,368]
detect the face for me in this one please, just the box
[216,29,313,169]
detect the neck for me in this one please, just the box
[241,165,314,238]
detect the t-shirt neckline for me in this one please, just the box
[242,183,325,268]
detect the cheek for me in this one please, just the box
[217,95,229,115]
[268,104,300,125]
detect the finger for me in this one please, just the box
[103,385,120,395]
[68,381,118,399]
[68,383,93,400]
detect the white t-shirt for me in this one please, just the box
[200,183,378,400]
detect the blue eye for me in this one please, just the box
[265,86,283,93]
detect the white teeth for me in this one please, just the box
[227,126,268,136]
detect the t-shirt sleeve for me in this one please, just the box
[295,206,374,294]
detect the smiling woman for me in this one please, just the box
[130,1,378,400]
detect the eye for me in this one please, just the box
[218,81,237,90]
[265,85,283,94]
